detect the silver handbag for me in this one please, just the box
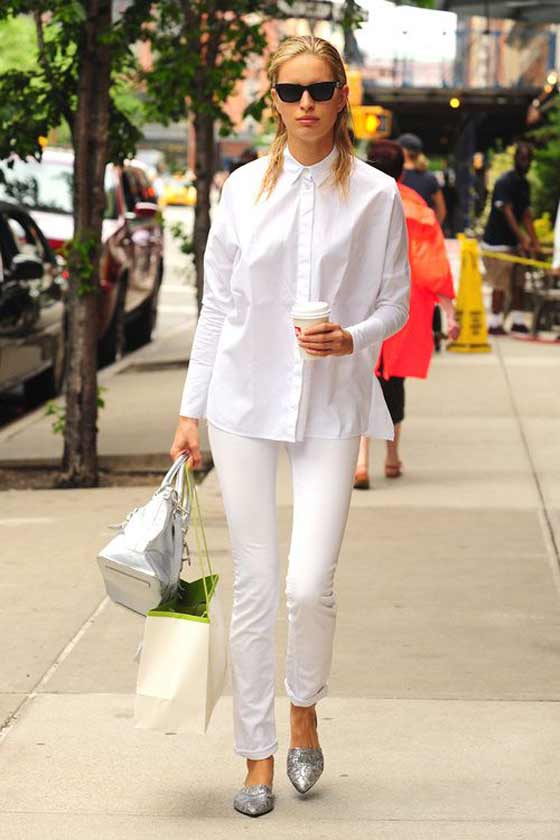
[97,454,192,616]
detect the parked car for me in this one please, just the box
[0,148,164,366]
[0,199,67,404]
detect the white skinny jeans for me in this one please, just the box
[207,422,360,760]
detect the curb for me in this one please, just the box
[0,452,213,473]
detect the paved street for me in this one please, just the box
[0,314,559,838]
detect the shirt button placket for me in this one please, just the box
[292,170,315,441]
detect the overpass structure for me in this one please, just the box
[363,82,539,153]
[362,81,541,232]
[435,0,560,25]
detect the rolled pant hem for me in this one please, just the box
[235,741,279,760]
[284,680,329,707]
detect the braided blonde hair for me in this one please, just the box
[256,35,355,203]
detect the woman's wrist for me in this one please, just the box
[342,329,354,354]
[437,295,454,319]
[179,415,200,426]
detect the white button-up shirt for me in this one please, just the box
[179,143,410,441]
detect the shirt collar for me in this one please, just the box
[282,143,339,187]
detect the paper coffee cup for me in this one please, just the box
[291,301,331,360]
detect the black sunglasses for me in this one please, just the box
[274,81,343,103]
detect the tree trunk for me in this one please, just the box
[192,111,215,313]
[60,0,112,487]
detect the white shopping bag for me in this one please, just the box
[134,467,228,734]
[134,576,227,733]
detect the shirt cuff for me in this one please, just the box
[346,317,384,354]
[179,361,213,418]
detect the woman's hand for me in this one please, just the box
[170,416,202,468]
[297,322,354,357]
[437,295,460,342]
[447,315,460,342]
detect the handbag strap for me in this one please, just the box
[159,453,189,492]
[183,464,215,616]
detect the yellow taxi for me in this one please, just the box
[160,174,197,207]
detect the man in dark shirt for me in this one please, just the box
[481,143,540,335]
[397,133,446,226]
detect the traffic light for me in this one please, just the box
[350,105,392,140]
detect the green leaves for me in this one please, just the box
[169,221,195,257]
[0,1,152,167]
[63,229,100,297]
[393,0,435,7]
[0,15,37,74]
[44,399,66,435]
[0,69,61,161]
[339,0,369,32]
[107,94,143,165]
[243,92,269,124]
[528,100,560,219]
[145,1,272,130]
[45,385,107,436]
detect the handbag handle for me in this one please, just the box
[159,452,189,492]
[175,459,191,521]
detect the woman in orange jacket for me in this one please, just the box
[354,140,459,489]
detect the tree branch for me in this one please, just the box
[206,9,240,69]
[180,0,196,34]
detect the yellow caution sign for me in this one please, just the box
[447,237,491,354]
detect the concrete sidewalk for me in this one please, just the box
[0,334,559,839]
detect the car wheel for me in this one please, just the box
[126,261,163,351]
[98,277,127,368]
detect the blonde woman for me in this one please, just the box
[170,35,410,817]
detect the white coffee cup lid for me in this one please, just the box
[291,301,330,320]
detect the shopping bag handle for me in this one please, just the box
[183,463,215,616]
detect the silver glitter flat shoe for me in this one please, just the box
[233,783,274,817]
[287,747,324,793]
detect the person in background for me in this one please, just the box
[228,146,259,175]
[472,152,488,220]
[354,140,459,489]
[441,157,460,239]
[397,133,446,226]
[481,142,540,336]
[397,133,447,353]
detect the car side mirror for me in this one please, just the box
[10,253,43,282]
